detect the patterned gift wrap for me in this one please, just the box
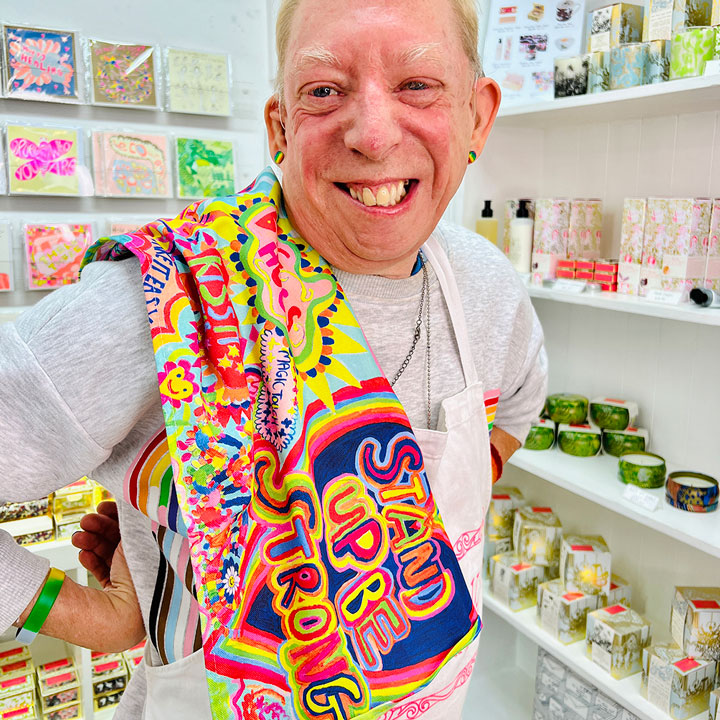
[670,26,717,78]
[619,197,647,295]
[588,50,611,92]
[610,42,648,89]
[586,604,652,679]
[645,40,671,82]
[531,198,570,283]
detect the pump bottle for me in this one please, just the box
[508,199,533,273]
[476,200,498,246]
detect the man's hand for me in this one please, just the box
[72,501,120,587]
[15,501,145,653]
[490,427,521,483]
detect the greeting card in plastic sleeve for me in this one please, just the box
[6,124,90,196]
[108,218,148,235]
[165,48,231,116]
[88,40,158,108]
[0,224,13,291]
[92,131,170,198]
[175,137,235,199]
[24,223,93,290]
[2,25,79,102]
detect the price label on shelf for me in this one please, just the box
[645,289,684,305]
[622,484,660,512]
[553,279,587,294]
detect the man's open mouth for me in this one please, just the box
[336,180,417,208]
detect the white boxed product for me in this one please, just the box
[487,486,524,537]
[709,688,719,720]
[560,534,612,595]
[513,506,563,568]
[641,642,716,720]
[600,574,633,608]
[537,578,599,644]
[484,533,512,579]
[491,551,546,612]
[670,586,720,661]
[586,603,652,679]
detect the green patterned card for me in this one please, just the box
[175,137,236,199]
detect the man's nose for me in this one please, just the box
[343,84,403,162]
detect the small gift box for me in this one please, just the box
[37,658,80,712]
[588,4,644,52]
[554,56,590,97]
[645,39,671,83]
[586,604,652,679]
[491,551,547,611]
[484,533,513,579]
[488,486,525,537]
[560,535,612,595]
[619,198,647,296]
[670,587,720,661]
[599,574,633,608]
[588,50,611,92]
[513,506,563,567]
[642,643,717,719]
[610,42,649,90]
[537,578,600,644]
[670,27,718,79]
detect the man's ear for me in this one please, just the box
[265,94,287,157]
[469,77,501,157]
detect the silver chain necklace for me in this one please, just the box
[389,254,432,428]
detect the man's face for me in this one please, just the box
[267,0,498,276]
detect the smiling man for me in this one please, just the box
[0,1,547,718]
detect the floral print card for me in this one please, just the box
[6,124,86,196]
[175,137,235,198]
[3,25,79,101]
[166,48,231,116]
[93,131,171,198]
[0,224,13,291]
[24,223,93,289]
[88,40,158,108]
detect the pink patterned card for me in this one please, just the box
[0,224,13,291]
[24,223,93,289]
[92,131,170,198]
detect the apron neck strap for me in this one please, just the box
[422,234,479,388]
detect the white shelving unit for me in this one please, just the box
[495,75,720,127]
[509,449,720,558]
[527,286,720,327]
[483,588,705,720]
[466,37,720,720]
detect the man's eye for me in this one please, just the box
[403,81,429,91]
[309,86,337,98]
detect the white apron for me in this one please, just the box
[142,235,492,720]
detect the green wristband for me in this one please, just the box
[16,567,65,645]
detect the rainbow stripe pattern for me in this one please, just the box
[83,167,480,719]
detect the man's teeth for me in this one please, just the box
[348,181,409,207]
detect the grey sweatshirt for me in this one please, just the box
[0,221,546,718]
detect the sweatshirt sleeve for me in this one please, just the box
[493,295,548,444]
[0,258,157,632]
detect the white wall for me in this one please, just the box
[0,0,274,309]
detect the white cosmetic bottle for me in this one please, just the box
[508,199,533,274]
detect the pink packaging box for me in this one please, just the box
[531,198,570,284]
[618,198,647,296]
[567,199,603,259]
[704,199,720,293]
[660,198,711,294]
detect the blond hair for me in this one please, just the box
[274,0,482,97]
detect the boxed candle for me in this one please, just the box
[641,643,717,720]
[513,506,563,567]
[567,200,603,259]
[588,4,644,52]
[703,199,720,293]
[670,27,718,78]
[661,198,712,294]
[710,688,719,720]
[610,42,649,89]
[645,40,671,83]
[641,197,672,296]
[560,535,612,595]
[554,56,591,97]
[619,198,647,295]
[491,551,547,611]
[488,486,525,537]
[586,604,652,679]
[531,198,570,284]
[484,533,513,579]
[646,0,713,41]
[588,50,611,92]
[602,427,649,456]
[670,587,720,661]
[537,578,600,643]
